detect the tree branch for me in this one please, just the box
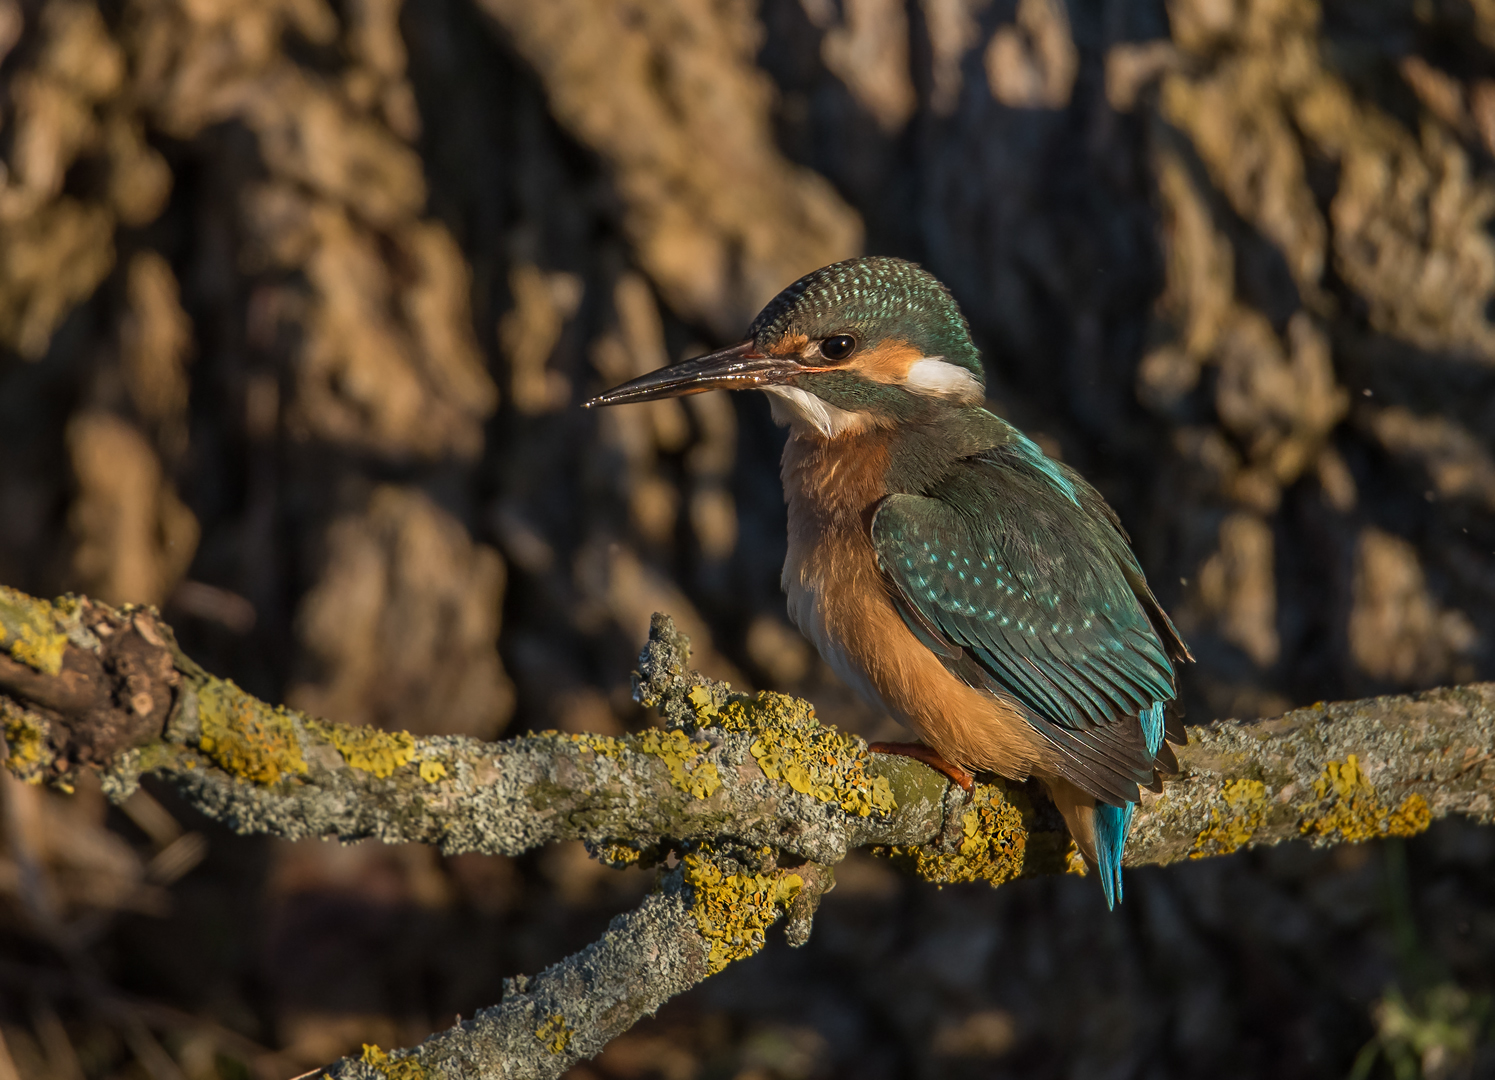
[3,585,1493,1078]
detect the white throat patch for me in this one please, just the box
[904,357,984,402]
[764,386,869,439]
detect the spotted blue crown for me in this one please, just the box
[749,257,985,386]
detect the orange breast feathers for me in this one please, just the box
[778,432,1046,780]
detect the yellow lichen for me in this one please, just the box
[1,698,51,783]
[132,740,188,776]
[686,761,721,798]
[418,759,447,783]
[0,586,68,675]
[1386,793,1432,837]
[543,727,718,796]
[559,731,625,758]
[682,853,804,974]
[635,727,722,799]
[542,727,719,795]
[876,782,1027,886]
[715,691,895,817]
[360,1044,424,1080]
[592,841,644,867]
[1065,840,1089,876]
[686,685,717,717]
[196,679,308,785]
[1191,778,1269,858]
[534,1014,573,1055]
[305,720,416,778]
[1299,755,1432,842]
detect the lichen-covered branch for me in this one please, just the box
[3,585,1495,1079]
[335,852,838,1080]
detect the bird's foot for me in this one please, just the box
[867,741,975,792]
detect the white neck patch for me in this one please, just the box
[764,386,870,439]
[904,357,984,402]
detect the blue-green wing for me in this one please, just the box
[871,445,1186,805]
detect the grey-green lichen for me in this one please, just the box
[319,873,713,1080]
[360,1044,424,1080]
[1191,778,1269,858]
[538,727,720,798]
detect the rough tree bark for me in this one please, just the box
[2,583,1493,1079]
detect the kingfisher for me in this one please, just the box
[585,257,1191,907]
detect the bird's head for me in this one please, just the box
[584,257,985,437]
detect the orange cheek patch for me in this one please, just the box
[851,339,925,384]
[768,332,810,357]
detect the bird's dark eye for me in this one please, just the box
[820,334,857,362]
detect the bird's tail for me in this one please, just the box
[1093,802,1134,909]
[1094,702,1166,910]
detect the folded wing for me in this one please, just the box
[870,443,1190,806]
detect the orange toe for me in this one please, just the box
[868,741,975,792]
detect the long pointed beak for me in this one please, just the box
[583,341,800,407]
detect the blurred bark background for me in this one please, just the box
[1,0,1495,1077]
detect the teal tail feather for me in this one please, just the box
[1096,702,1167,910]
[1094,802,1134,909]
